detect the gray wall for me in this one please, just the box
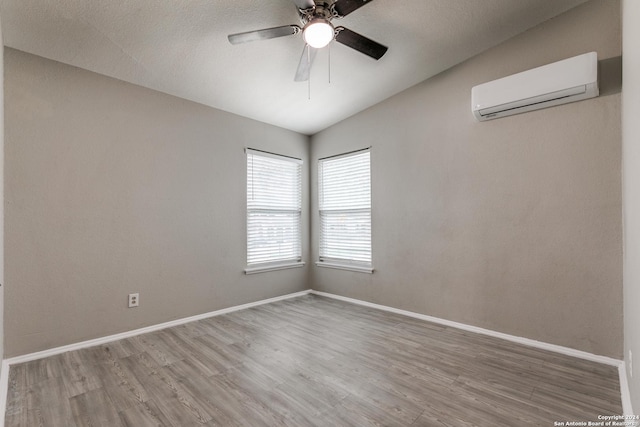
[623,0,640,413]
[4,48,310,357]
[310,0,622,358]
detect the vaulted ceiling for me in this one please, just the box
[1,0,588,135]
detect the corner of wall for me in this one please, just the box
[1,0,5,362]
[0,8,6,425]
[623,0,640,417]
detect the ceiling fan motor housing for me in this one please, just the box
[299,1,335,25]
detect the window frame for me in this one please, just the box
[245,148,304,274]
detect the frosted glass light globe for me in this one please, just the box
[303,19,334,48]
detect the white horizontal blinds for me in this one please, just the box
[319,149,371,265]
[247,149,302,266]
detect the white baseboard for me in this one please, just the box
[0,289,312,427]
[310,290,619,365]
[618,362,637,420]
[0,288,634,425]
[310,290,634,417]
[4,290,311,366]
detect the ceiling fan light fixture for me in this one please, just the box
[303,18,334,48]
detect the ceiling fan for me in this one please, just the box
[227,0,388,82]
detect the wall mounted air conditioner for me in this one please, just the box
[471,52,598,121]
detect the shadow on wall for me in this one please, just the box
[600,56,622,96]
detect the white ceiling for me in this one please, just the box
[1,0,588,135]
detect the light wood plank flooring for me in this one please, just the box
[5,294,622,426]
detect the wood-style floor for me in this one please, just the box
[5,294,622,426]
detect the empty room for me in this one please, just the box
[1,0,640,425]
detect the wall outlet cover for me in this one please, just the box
[128,293,139,308]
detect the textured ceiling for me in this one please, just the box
[1,0,588,135]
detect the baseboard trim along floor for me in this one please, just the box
[0,288,634,425]
[0,289,312,427]
[310,290,635,419]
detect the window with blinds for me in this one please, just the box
[318,149,372,270]
[246,149,302,269]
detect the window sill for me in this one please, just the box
[315,262,374,274]
[244,261,305,275]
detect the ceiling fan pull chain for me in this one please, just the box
[308,44,312,100]
[328,43,331,84]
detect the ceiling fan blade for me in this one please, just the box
[334,27,388,60]
[291,0,315,10]
[294,45,318,82]
[228,25,301,45]
[332,0,374,17]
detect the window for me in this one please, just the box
[246,149,303,273]
[317,148,372,273]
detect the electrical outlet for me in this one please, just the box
[630,350,633,378]
[128,293,139,308]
